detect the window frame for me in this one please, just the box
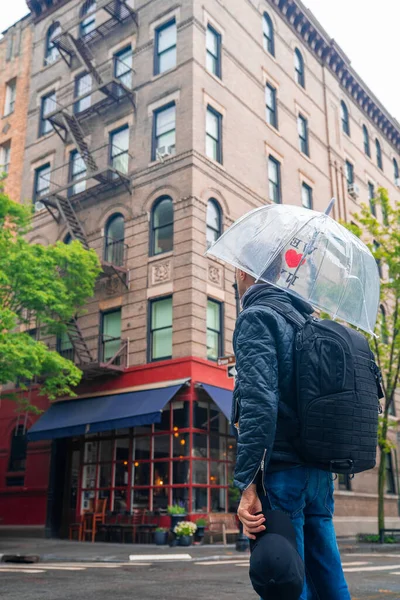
[79,0,97,39]
[206,198,222,250]
[33,162,51,204]
[206,24,222,79]
[109,124,130,174]
[148,296,173,363]
[368,181,376,216]
[298,114,309,156]
[393,158,399,184]
[262,12,275,56]
[268,155,281,204]
[206,105,223,164]
[376,139,383,170]
[363,125,370,157]
[341,101,350,136]
[207,298,223,361]
[114,45,133,89]
[100,307,122,363]
[265,83,278,129]
[150,196,174,257]
[152,102,176,162]
[104,213,125,266]
[39,91,56,137]
[1,141,11,174]
[301,182,313,209]
[154,19,177,76]
[44,22,61,66]
[73,71,92,115]
[68,149,87,197]
[4,79,17,116]
[294,48,305,88]
[345,160,354,186]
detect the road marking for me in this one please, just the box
[343,565,400,573]
[341,562,370,567]
[0,568,45,574]
[389,572,400,575]
[129,554,191,562]
[195,560,249,566]
[344,553,400,558]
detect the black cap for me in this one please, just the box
[249,510,304,600]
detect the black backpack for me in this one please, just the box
[264,300,383,475]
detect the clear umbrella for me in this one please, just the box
[206,202,380,335]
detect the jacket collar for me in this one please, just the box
[241,283,314,317]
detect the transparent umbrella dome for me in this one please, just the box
[206,203,380,335]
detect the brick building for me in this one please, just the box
[1,0,399,537]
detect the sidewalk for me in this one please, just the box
[1,536,400,563]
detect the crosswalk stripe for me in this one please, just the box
[341,562,370,567]
[343,565,400,573]
[0,568,45,574]
[129,554,191,561]
[195,560,249,566]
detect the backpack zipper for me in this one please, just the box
[244,448,267,495]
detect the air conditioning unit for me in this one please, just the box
[348,183,360,199]
[395,177,400,188]
[34,201,45,212]
[156,145,176,161]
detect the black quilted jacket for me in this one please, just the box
[231,284,314,492]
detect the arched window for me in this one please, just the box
[341,101,350,136]
[380,305,389,344]
[44,22,61,66]
[64,233,72,244]
[151,197,173,256]
[393,158,399,183]
[262,13,274,56]
[363,125,370,157]
[80,0,96,38]
[104,213,125,266]
[206,199,222,249]
[376,139,383,170]
[8,425,27,473]
[294,48,305,88]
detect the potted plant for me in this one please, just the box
[154,527,168,546]
[167,504,187,530]
[194,518,207,543]
[174,521,197,547]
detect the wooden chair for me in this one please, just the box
[83,498,107,543]
[208,513,239,545]
[69,521,83,542]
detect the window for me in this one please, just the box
[263,12,274,56]
[80,0,96,38]
[368,182,376,216]
[393,158,399,184]
[104,214,124,267]
[33,163,51,209]
[380,305,389,345]
[0,142,11,174]
[386,453,396,494]
[74,72,92,114]
[341,101,350,136]
[6,32,14,62]
[69,150,87,197]
[110,125,129,174]
[363,125,370,157]
[206,199,222,249]
[298,114,309,156]
[57,330,74,361]
[153,103,176,161]
[373,241,383,278]
[294,48,305,88]
[206,24,222,78]
[207,299,223,361]
[345,160,354,186]
[268,156,281,204]
[376,139,383,170]
[101,309,121,363]
[44,22,61,65]
[149,297,173,361]
[4,79,16,116]
[114,46,133,90]
[39,91,56,137]
[154,19,177,75]
[301,182,313,209]
[265,83,278,129]
[206,106,223,164]
[151,196,173,256]
[8,425,27,477]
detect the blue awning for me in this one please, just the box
[28,382,187,442]
[200,383,233,421]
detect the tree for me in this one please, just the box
[348,187,400,534]
[0,185,101,411]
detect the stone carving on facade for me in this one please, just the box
[151,260,172,286]
[208,264,222,287]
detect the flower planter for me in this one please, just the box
[170,514,187,530]
[154,531,168,546]
[195,526,205,543]
[178,535,192,547]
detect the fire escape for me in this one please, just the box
[34,0,138,377]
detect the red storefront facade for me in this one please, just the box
[0,357,235,536]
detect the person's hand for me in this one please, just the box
[237,484,265,540]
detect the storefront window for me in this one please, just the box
[133,436,151,460]
[172,400,190,429]
[133,462,150,486]
[99,463,112,488]
[173,432,189,457]
[154,435,170,460]
[173,460,189,484]
[192,460,208,484]
[193,400,209,430]
[193,487,208,512]
[115,462,129,486]
[154,404,170,431]
[211,487,226,512]
[193,434,207,458]
[153,462,169,486]
[172,487,189,507]
[153,487,168,510]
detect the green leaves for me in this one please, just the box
[0,189,101,410]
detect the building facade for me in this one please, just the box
[1,0,400,536]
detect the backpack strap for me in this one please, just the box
[260,299,307,329]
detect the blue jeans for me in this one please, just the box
[261,467,350,600]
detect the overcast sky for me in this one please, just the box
[1,0,400,120]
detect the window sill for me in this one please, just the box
[298,150,312,164]
[151,65,178,82]
[148,251,173,263]
[262,48,278,65]
[148,154,177,168]
[265,121,281,137]
[39,57,63,74]
[2,112,14,120]
[205,156,225,171]
[206,69,224,86]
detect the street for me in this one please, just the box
[1,553,400,600]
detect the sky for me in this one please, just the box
[1,0,400,120]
